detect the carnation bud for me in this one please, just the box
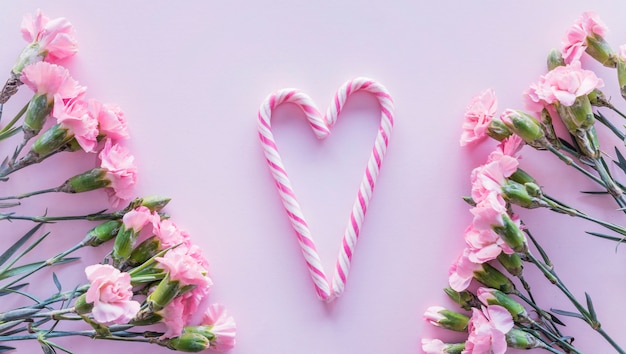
[618,47,626,100]
[486,117,512,141]
[167,332,210,352]
[444,287,479,311]
[477,288,527,321]
[147,275,180,311]
[23,94,52,137]
[555,96,595,133]
[508,168,536,185]
[423,306,469,332]
[60,168,110,194]
[497,252,523,277]
[140,195,172,212]
[182,326,217,343]
[473,263,516,294]
[539,109,560,147]
[421,339,465,354]
[501,181,541,209]
[73,294,94,315]
[588,89,611,108]
[12,43,44,75]
[128,236,161,267]
[83,220,122,247]
[130,311,163,326]
[30,123,73,158]
[547,49,565,70]
[500,109,549,149]
[493,213,527,253]
[506,328,547,350]
[586,34,617,68]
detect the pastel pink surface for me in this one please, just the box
[0,2,625,354]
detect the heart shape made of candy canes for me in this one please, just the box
[257,77,394,302]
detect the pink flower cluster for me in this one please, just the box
[524,61,604,112]
[20,9,78,63]
[85,264,140,324]
[561,11,608,64]
[463,305,513,354]
[449,136,524,291]
[459,88,497,146]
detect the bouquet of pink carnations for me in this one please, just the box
[423,11,626,354]
[0,10,235,353]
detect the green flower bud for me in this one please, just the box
[422,339,465,354]
[60,168,110,194]
[493,214,527,253]
[547,49,565,70]
[473,263,516,294]
[423,306,469,332]
[501,181,540,209]
[147,275,180,311]
[23,94,52,137]
[539,108,560,147]
[112,226,135,265]
[497,252,523,277]
[508,168,536,185]
[486,117,512,141]
[167,333,210,352]
[31,123,73,158]
[555,96,595,132]
[12,43,44,74]
[500,109,549,149]
[128,236,161,267]
[130,311,163,326]
[444,287,479,311]
[73,294,94,315]
[83,220,122,247]
[183,326,216,342]
[586,35,617,68]
[588,89,611,108]
[506,328,546,350]
[140,195,172,212]
[478,288,527,321]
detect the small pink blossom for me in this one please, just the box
[122,206,157,232]
[202,304,236,351]
[154,219,191,250]
[470,193,507,230]
[20,62,84,99]
[84,264,140,324]
[21,9,78,62]
[156,251,212,288]
[88,100,129,141]
[543,62,603,107]
[463,305,513,354]
[421,339,447,353]
[470,156,518,205]
[52,95,98,152]
[465,224,514,264]
[448,249,482,292]
[99,139,138,206]
[460,89,497,146]
[562,11,609,64]
[488,135,524,162]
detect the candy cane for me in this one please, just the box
[257,77,394,301]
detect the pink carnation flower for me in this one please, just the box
[470,193,507,231]
[52,95,98,152]
[85,264,140,324]
[561,11,609,64]
[464,224,514,264]
[202,304,236,352]
[100,139,138,207]
[488,135,524,162]
[21,9,78,62]
[541,61,604,106]
[88,100,129,142]
[464,305,513,354]
[154,219,191,250]
[460,89,497,146]
[20,62,84,99]
[156,251,212,288]
[160,283,211,338]
[122,206,156,232]
[448,249,482,291]
[470,155,518,205]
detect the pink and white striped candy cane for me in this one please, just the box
[257,77,394,301]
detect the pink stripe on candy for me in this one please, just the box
[257,77,394,301]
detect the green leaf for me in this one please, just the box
[0,283,28,296]
[39,340,56,354]
[585,292,597,321]
[0,258,79,281]
[0,126,21,141]
[586,231,626,243]
[551,308,585,320]
[52,273,62,293]
[0,223,44,267]
[614,147,626,174]
[0,345,16,352]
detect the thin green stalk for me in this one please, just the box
[0,210,120,223]
[547,146,606,187]
[0,186,61,201]
[525,251,625,353]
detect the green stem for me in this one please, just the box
[0,102,27,136]
[0,186,61,201]
[541,195,626,237]
[525,251,625,353]
[0,210,121,223]
[547,146,606,187]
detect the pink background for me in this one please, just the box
[1,1,626,353]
